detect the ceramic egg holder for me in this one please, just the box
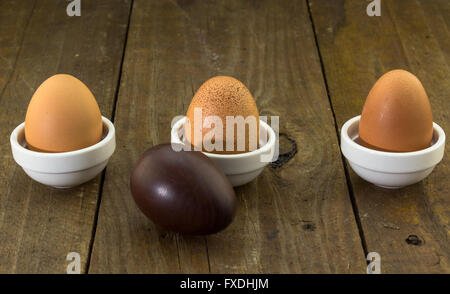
[10,116,116,188]
[341,115,445,189]
[171,117,276,187]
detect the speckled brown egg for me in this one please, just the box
[186,76,259,154]
[25,74,103,153]
[359,70,433,152]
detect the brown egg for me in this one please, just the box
[359,70,433,152]
[130,144,237,235]
[186,76,259,154]
[25,74,103,153]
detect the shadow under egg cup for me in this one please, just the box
[341,115,445,189]
[10,116,116,188]
[171,117,276,187]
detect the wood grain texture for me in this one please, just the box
[0,0,131,273]
[89,0,366,273]
[309,0,449,273]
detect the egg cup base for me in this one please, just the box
[377,185,400,189]
[23,160,108,188]
[227,168,264,187]
[341,116,445,189]
[171,117,276,187]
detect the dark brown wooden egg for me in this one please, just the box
[130,144,237,235]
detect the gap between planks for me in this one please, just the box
[305,0,369,260]
[84,0,136,274]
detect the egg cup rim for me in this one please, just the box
[171,116,276,159]
[341,115,445,158]
[10,116,115,158]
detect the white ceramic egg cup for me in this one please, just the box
[341,115,445,189]
[10,116,116,188]
[171,117,276,187]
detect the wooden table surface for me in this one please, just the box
[0,0,448,274]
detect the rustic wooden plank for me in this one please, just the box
[0,0,33,97]
[90,0,366,273]
[0,0,131,273]
[309,0,450,273]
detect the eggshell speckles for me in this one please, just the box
[359,70,433,152]
[186,76,259,154]
[25,74,103,153]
